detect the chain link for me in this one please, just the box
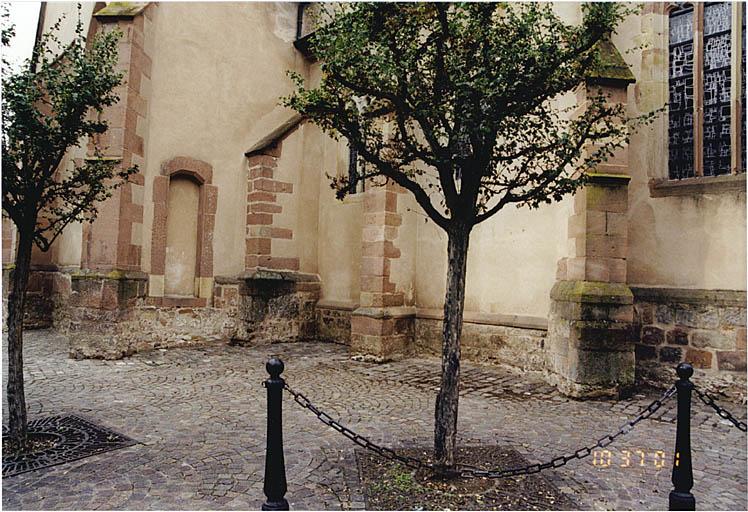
[283,379,676,479]
[694,387,747,432]
[457,385,676,479]
[284,382,431,470]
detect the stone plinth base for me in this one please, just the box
[61,269,322,359]
[350,306,414,362]
[67,271,148,359]
[232,270,320,345]
[632,287,747,400]
[2,267,71,330]
[316,300,357,345]
[414,310,548,371]
[546,280,635,398]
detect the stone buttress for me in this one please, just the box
[350,181,415,361]
[68,3,153,358]
[546,39,637,397]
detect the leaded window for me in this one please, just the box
[702,2,731,175]
[669,4,695,179]
[667,2,746,179]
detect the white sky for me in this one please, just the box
[2,1,41,71]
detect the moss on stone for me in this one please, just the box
[106,270,127,280]
[94,2,149,18]
[631,286,746,307]
[70,269,146,281]
[586,36,635,85]
[551,280,633,305]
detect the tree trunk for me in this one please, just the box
[6,225,33,449]
[433,223,471,472]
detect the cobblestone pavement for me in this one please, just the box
[3,330,747,510]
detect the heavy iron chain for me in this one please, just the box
[693,387,747,432]
[283,380,676,479]
[283,382,430,470]
[456,385,676,479]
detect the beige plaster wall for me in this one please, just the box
[391,192,418,306]
[414,199,570,318]
[311,56,363,304]
[269,124,322,274]
[142,2,307,278]
[617,7,747,291]
[53,144,87,269]
[296,124,326,274]
[412,5,580,319]
[316,134,363,305]
[32,3,95,269]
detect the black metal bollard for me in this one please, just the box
[669,362,695,511]
[262,357,289,511]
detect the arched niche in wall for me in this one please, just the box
[151,157,217,302]
[165,175,200,296]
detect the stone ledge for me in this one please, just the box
[585,36,636,85]
[244,107,303,157]
[70,270,148,282]
[3,265,59,277]
[586,172,631,187]
[240,269,320,283]
[416,308,548,331]
[94,2,149,18]
[217,272,322,285]
[649,174,746,197]
[631,286,746,307]
[551,280,633,305]
[146,296,208,308]
[316,299,359,311]
[28,264,59,271]
[214,275,242,285]
[352,306,416,319]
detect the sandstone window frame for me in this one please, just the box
[653,1,746,197]
[150,157,217,302]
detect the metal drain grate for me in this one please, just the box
[2,415,137,477]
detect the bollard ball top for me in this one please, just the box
[676,362,693,380]
[266,356,284,378]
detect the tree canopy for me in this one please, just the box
[284,2,652,231]
[1,8,134,448]
[283,2,658,470]
[2,14,135,249]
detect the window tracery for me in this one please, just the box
[667,2,745,179]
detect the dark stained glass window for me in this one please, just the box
[702,2,732,175]
[348,145,364,193]
[669,4,695,179]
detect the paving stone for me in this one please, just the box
[2,330,746,510]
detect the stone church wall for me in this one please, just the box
[632,287,746,400]
[3,2,745,399]
[316,300,355,345]
[622,4,746,294]
[414,311,548,372]
[62,272,319,360]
